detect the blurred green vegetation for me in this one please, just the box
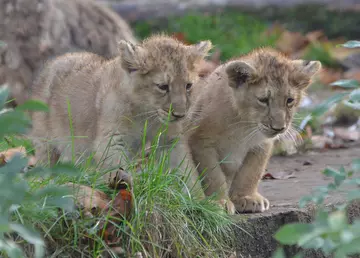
[133,11,279,61]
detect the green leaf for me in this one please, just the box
[0,85,9,109]
[352,159,360,172]
[334,238,360,258]
[0,239,24,258]
[349,88,360,102]
[347,190,360,201]
[272,248,285,258]
[299,196,313,208]
[340,40,360,48]
[343,101,360,110]
[301,237,324,249]
[328,211,347,231]
[330,79,360,89]
[49,163,79,177]
[10,224,43,246]
[0,110,32,138]
[0,216,10,233]
[274,223,313,245]
[311,93,348,117]
[16,100,49,112]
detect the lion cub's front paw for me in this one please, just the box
[232,192,270,213]
[218,198,236,215]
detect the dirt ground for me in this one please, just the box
[260,144,360,209]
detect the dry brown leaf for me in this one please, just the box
[344,68,360,82]
[333,127,360,141]
[315,68,342,85]
[305,30,327,43]
[262,171,296,180]
[66,183,110,216]
[276,30,309,55]
[0,146,36,167]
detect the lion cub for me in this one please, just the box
[30,35,211,186]
[188,48,321,213]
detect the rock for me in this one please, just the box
[235,147,360,258]
[0,0,137,106]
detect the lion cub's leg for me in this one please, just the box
[192,146,235,214]
[229,141,273,213]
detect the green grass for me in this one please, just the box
[132,11,279,61]
[1,117,238,258]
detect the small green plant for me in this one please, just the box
[273,40,360,258]
[0,85,78,258]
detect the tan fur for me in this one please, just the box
[187,48,321,213]
[30,34,212,191]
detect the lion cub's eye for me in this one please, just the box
[157,84,169,92]
[287,98,294,105]
[258,97,269,105]
[186,83,193,91]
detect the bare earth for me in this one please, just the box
[235,146,360,258]
[261,145,360,209]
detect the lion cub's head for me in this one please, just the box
[225,48,321,138]
[118,35,212,123]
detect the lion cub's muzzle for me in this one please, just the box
[157,109,186,123]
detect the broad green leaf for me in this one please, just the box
[349,88,360,102]
[274,223,313,245]
[352,159,360,172]
[347,189,360,201]
[0,85,9,109]
[272,248,285,258]
[299,196,313,208]
[49,163,79,177]
[311,93,348,117]
[45,196,74,211]
[0,154,28,176]
[0,216,10,233]
[0,110,32,138]
[330,79,360,89]
[341,230,355,244]
[340,40,360,48]
[323,167,341,177]
[334,238,360,258]
[0,240,24,258]
[328,211,347,231]
[10,224,43,246]
[0,41,6,47]
[301,236,324,249]
[16,100,49,112]
[343,101,360,110]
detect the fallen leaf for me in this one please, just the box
[276,30,309,55]
[0,146,36,167]
[333,127,360,141]
[344,68,360,82]
[305,30,327,43]
[316,68,342,85]
[66,183,110,217]
[262,171,296,180]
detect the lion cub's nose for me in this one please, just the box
[270,125,285,132]
[171,111,185,119]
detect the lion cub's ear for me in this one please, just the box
[225,61,257,88]
[191,40,213,57]
[187,40,212,67]
[118,40,148,74]
[292,60,322,77]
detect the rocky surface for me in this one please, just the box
[235,146,360,258]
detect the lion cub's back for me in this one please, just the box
[31,52,106,144]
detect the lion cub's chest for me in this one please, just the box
[216,130,265,176]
